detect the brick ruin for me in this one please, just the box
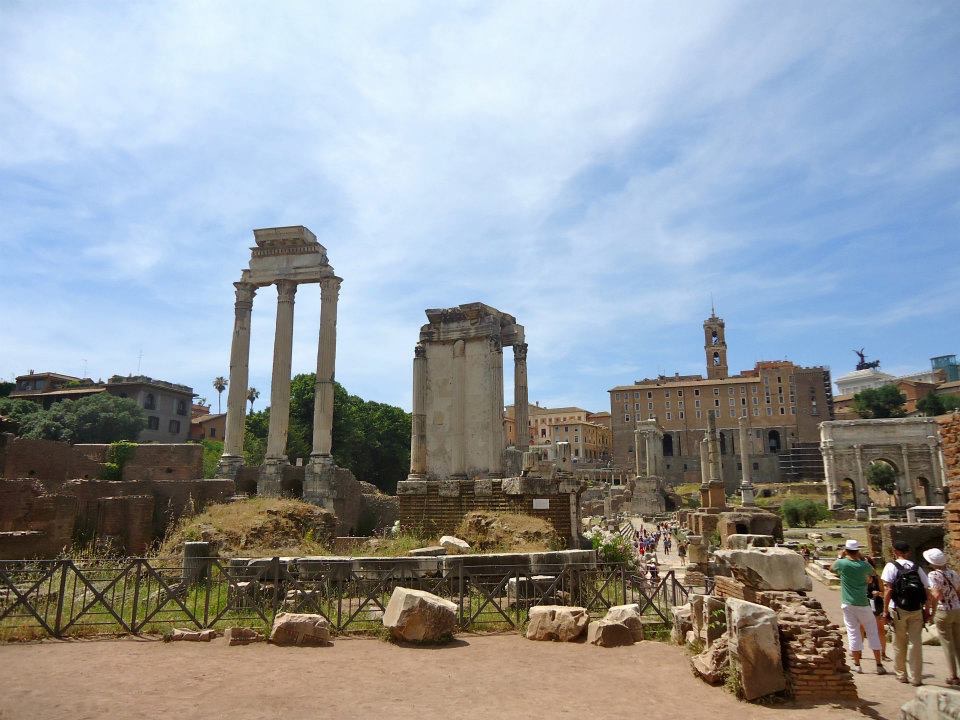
[0,434,234,558]
[940,413,960,561]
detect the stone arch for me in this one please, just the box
[840,478,858,507]
[767,430,781,454]
[915,476,932,506]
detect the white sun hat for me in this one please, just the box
[844,539,861,551]
[923,548,948,567]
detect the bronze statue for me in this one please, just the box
[854,348,881,371]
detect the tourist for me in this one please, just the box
[923,548,960,686]
[882,540,930,686]
[866,557,889,660]
[677,541,687,566]
[831,539,887,675]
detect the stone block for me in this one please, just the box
[724,534,775,550]
[396,480,428,495]
[587,619,634,647]
[382,587,458,643]
[525,605,589,642]
[474,478,493,497]
[691,634,729,685]
[438,479,461,497]
[714,548,812,591]
[671,603,693,645]
[725,598,785,701]
[440,535,471,554]
[224,626,264,646]
[603,603,644,641]
[269,612,332,646]
[705,595,727,646]
[408,546,447,557]
[169,628,216,642]
[899,685,960,720]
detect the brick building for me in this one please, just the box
[608,311,833,487]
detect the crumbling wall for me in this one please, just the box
[398,478,576,546]
[0,478,77,558]
[940,413,960,562]
[0,435,102,486]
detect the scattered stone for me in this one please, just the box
[269,612,332,646]
[724,534,775,550]
[168,628,216,642]
[587,619,634,647]
[603,603,644,642]
[714,548,812,591]
[900,685,960,720]
[691,634,729,685]
[525,605,589,642]
[704,595,727,647]
[439,535,471,554]
[671,603,693,645]
[382,587,457,643]
[725,598,785,701]
[224,626,265,646]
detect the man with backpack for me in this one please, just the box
[882,540,931,686]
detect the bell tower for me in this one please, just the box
[704,306,728,380]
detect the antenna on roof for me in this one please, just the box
[136,349,143,374]
[711,293,716,316]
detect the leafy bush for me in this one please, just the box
[99,462,122,481]
[200,439,224,478]
[781,498,830,528]
[10,394,146,443]
[590,532,634,565]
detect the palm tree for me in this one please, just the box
[213,376,228,413]
[247,387,260,414]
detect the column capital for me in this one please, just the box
[276,279,298,302]
[233,281,257,308]
[488,336,502,353]
[320,275,342,297]
[513,342,528,361]
[414,343,426,359]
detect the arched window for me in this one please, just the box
[713,352,721,366]
[711,330,719,346]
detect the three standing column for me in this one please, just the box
[310,276,341,463]
[219,282,257,475]
[738,416,755,506]
[265,280,298,461]
[408,344,427,478]
[514,343,529,451]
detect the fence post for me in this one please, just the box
[130,560,142,633]
[53,559,69,637]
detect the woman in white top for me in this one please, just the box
[924,548,960,686]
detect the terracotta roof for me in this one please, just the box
[191,413,226,424]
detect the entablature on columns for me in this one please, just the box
[242,225,337,287]
[419,302,525,347]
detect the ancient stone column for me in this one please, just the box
[451,339,466,477]
[699,436,710,486]
[928,437,945,503]
[219,281,257,474]
[488,337,504,476]
[310,276,341,462]
[265,280,297,461]
[738,416,755,506]
[853,444,865,509]
[408,344,427,479]
[900,443,915,506]
[514,343,529,450]
[634,429,643,477]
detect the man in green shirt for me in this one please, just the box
[831,539,887,675]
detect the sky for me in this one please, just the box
[1,1,958,415]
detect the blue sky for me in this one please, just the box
[1,1,958,414]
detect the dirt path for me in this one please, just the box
[0,634,857,720]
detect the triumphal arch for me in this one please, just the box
[216,226,341,494]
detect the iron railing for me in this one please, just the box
[0,557,690,640]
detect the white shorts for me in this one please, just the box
[841,603,881,653]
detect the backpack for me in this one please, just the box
[892,562,927,612]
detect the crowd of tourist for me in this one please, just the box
[831,539,960,687]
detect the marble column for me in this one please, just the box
[706,412,722,483]
[699,436,710,486]
[738,416,755,506]
[488,337,504,476]
[408,344,427,478]
[514,343,529,450]
[900,444,915,506]
[451,339,466,477]
[310,276,341,462]
[219,281,257,473]
[265,280,297,461]
[854,444,865,508]
[928,437,945,503]
[634,429,643,477]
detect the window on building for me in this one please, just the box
[766,407,773,416]
[729,409,735,417]
[752,397,758,405]
[790,407,796,415]
[751,386,757,395]
[728,387,734,396]
[634,403,640,411]
[648,402,654,410]
[696,411,702,419]
[741,397,746,405]
[678,389,683,397]
[647,391,653,399]
[678,400,684,409]
[779,407,785,415]
[169,420,180,434]
[695,399,701,408]
[665,390,671,398]
[740,386,746,394]
[148,416,159,430]
[541,428,547,437]
[694,389,700,396]
[665,401,671,409]
[574,449,579,457]
[176,400,187,416]
[634,391,639,399]
[623,403,628,412]
[753,408,759,416]
[728,398,735,406]
[741,409,747,417]
[665,412,672,420]
[624,415,630,423]
[679,411,685,419]
[144,393,156,410]
[713,388,720,396]
[209,427,217,438]
[714,399,720,407]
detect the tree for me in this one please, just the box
[853,385,907,419]
[866,461,897,494]
[781,498,830,528]
[12,393,146,444]
[247,387,259,414]
[213,376,228,413]
[0,381,13,398]
[918,392,960,416]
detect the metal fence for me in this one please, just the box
[0,557,689,640]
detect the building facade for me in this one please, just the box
[504,403,611,465]
[608,311,834,487]
[549,420,612,466]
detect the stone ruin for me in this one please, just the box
[396,303,585,547]
[674,546,857,703]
